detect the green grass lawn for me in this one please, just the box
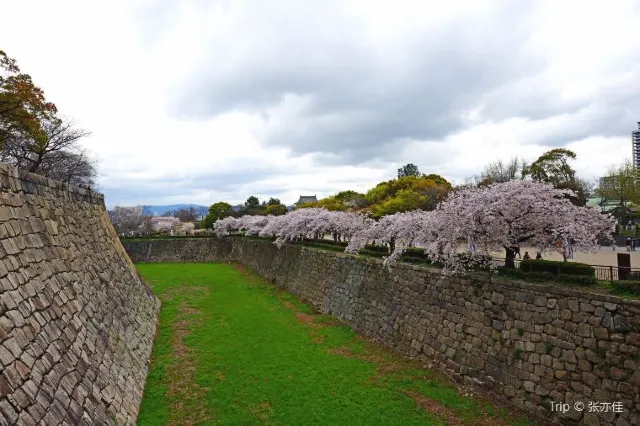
[137,262,533,426]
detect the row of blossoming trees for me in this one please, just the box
[109,206,195,236]
[213,181,616,272]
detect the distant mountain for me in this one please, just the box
[141,204,208,217]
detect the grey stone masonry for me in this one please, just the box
[124,236,640,425]
[0,164,160,426]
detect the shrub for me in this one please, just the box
[363,244,390,254]
[301,238,348,248]
[496,267,595,286]
[403,247,427,257]
[619,228,636,237]
[519,259,595,276]
[302,242,345,252]
[556,274,597,286]
[401,248,434,264]
[498,268,555,282]
[359,249,386,258]
[612,280,640,296]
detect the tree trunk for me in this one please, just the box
[333,232,338,242]
[504,246,516,268]
[389,238,395,254]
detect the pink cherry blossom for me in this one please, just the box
[212,181,615,274]
[213,216,240,236]
[151,216,181,233]
[417,180,615,272]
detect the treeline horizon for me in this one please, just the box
[202,148,608,227]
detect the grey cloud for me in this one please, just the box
[102,166,284,206]
[149,0,640,169]
[478,60,640,147]
[168,1,546,164]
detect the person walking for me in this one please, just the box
[627,238,632,252]
[535,252,542,260]
[523,252,531,260]
[514,245,521,259]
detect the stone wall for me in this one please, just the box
[126,236,640,425]
[0,165,160,425]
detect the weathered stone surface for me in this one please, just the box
[0,165,160,424]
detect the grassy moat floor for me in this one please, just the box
[136,263,534,426]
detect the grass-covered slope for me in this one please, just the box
[137,263,532,425]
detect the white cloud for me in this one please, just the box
[1,0,639,207]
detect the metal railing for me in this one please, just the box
[504,258,640,282]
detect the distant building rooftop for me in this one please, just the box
[296,195,318,205]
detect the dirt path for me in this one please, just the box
[163,289,214,426]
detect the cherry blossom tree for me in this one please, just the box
[213,215,273,237]
[347,210,441,266]
[237,215,274,236]
[176,222,196,235]
[213,181,614,274]
[420,180,615,271]
[213,216,241,237]
[213,208,372,248]
[108,205,152,236]
[263,208,371,248]
[151,216,181,234]
[347,210,428,255]
[330,210,374,241]
[267,208,331,247]
[258,214,289,239]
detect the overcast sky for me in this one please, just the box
[3,0,640,207]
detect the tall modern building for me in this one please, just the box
[633,122,640,169]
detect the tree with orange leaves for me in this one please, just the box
[0,50,96,185]
[0,50,57,147]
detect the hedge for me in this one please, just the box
[300,238,348,248]
[611,280,640,296]
[120,234,216,241]
[309,244,346,252]
[519,259,595,276]
[497,267,597,286]
[403,248,430,261]
[364,244,391,254]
